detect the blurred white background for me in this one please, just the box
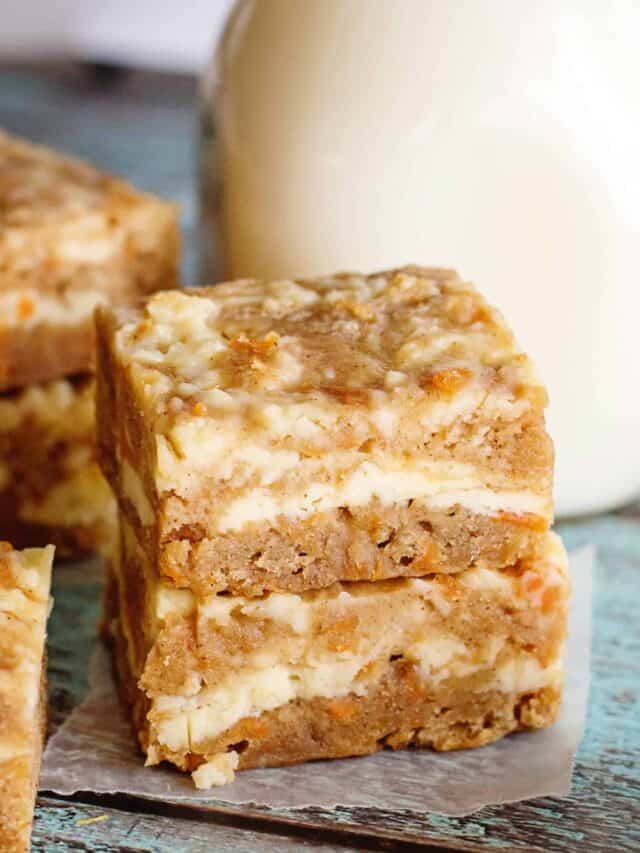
[0,0,233,71]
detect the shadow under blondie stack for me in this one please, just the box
[0,131,180,555]
[97,266,569,788]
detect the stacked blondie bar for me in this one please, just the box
[0,131,179,554]
[98,266,569,787]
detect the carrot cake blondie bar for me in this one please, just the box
[0,376,115,555]
[0,130,179,392]
[0,542,53,850]
[104,524,568,787]
[96,266,553,595]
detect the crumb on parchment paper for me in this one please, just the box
[191,752,240,789]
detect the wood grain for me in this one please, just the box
[33,797,387,852]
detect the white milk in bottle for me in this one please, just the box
[199,0,640,516]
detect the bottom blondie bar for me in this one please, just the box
[0,376,115,556]
[0,542,54,851]
[105,522,568,788]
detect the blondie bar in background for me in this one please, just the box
[0,130,180,555]
[0,542,54,850]
[0,130,179,392]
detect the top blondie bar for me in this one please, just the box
[0,130,179,391]
[96,266,553,596]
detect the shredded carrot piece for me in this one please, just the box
[493,511,547,532]
[422,367,472,393]
[326,696,358,720]
[17,295,35,320]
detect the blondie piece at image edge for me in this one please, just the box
[104,521,569,788]
[0,130,179,392]
[0,542,54,851]
[96,266,554,596]
[0,376,115,556]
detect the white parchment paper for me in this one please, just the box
[40,547,593,816]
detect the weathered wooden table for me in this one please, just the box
[2,66,638,852]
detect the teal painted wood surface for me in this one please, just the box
[1,66,638,851]
[32,798,377,852]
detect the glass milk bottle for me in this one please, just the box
[199,0,640,516]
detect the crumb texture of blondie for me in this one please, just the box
[0,130,179,391]
[105,528,568,785]
[0,542,53,851]
[97,266,553,594]
[0,376,116,556]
